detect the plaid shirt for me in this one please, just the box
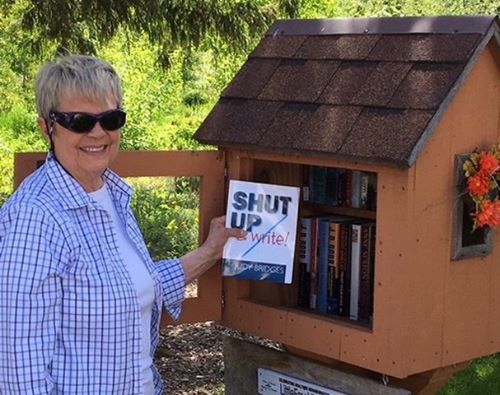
[0,152,185,394]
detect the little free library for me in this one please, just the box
[15,15,500,395]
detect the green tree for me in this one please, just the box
[0,0,300,66]
[298,0,499,18]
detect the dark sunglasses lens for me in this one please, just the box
[69,114,97,133]
[100,111,126,131]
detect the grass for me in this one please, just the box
[439,354,500,395]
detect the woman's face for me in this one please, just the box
[38,94,121,192]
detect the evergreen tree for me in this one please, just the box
[0,0,299,66]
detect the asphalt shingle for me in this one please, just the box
[195,16,498,167]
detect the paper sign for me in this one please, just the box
[258,368,347,395]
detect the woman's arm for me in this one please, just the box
[0,204,62,394]
[155,216,245,320]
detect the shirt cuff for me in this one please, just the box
[155,258,185,320]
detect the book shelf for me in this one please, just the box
[299,165,377,329]
[238,158,377,329]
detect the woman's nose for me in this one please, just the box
[87,122,107,137]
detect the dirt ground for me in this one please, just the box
[156,322,280,394]
[156,322,227,394]
[157,321,274,394]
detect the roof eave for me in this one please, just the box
[267,15,497,36]
[196,137,412,169]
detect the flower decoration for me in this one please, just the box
[463,142,500,230]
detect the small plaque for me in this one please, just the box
[258,368,347,395]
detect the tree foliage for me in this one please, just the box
[0,0,299,66]
[129,177,200,260]
[300,0,499,18]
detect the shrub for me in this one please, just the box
[0,106,45,204]
[128,176,200,261]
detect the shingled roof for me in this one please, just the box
[194,16,499,167]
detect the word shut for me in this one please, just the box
[229,191,293,232]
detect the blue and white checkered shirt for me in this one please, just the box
[0,152,185,394]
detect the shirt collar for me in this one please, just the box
[44,151,132,210]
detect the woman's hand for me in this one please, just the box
[180,216,246,284]
[199,216,246,261]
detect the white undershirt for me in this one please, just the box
[89,185,155,395]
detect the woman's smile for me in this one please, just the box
[81,145,108,153]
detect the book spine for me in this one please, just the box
[358,223,374,323]
[298,217,312,308]
[309,217,318,310]
[302,166,310,202]
[299,218,312,271]
[349,223,362,320]
[308,166,314,203]
[337,169,345,207]
[327,221,340,314]
[344,170,353,208]
[310,166,327,204]
[351,170,361,208]
[325,168,339,206]
[317,219,330,313]
[367,172,377,211]
[338,222,352,317]
[359,172,369,210]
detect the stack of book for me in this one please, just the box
[298,215,376,325]
[304,166,377,210]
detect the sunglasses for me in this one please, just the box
[49,109,126,134]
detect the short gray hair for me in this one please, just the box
[35,54,123,119]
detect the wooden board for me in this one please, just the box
[224,335,411,395]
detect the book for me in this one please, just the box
[327,221,341,314]
[299,217,313,272]
[317,218,331,313]
[349,223,362,320]
[344,170,353,208]
[367,172,377,211]
[336,169,346,207]
[358,222,376,323]
[302,166,310,202]
[351,170,361,208]
[325,168,339,206]
[222,180,300,284]
[298,217,313,307]
[310,166,327,204]
[360,172,370,209]
[309,217,319,309]
[338,222,352,317]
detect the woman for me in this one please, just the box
[0,54,243,394]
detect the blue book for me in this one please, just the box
[310,166,327,204]
[317,218,331,313]
[325,168,339,206]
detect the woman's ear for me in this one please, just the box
[37,116,51,145]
